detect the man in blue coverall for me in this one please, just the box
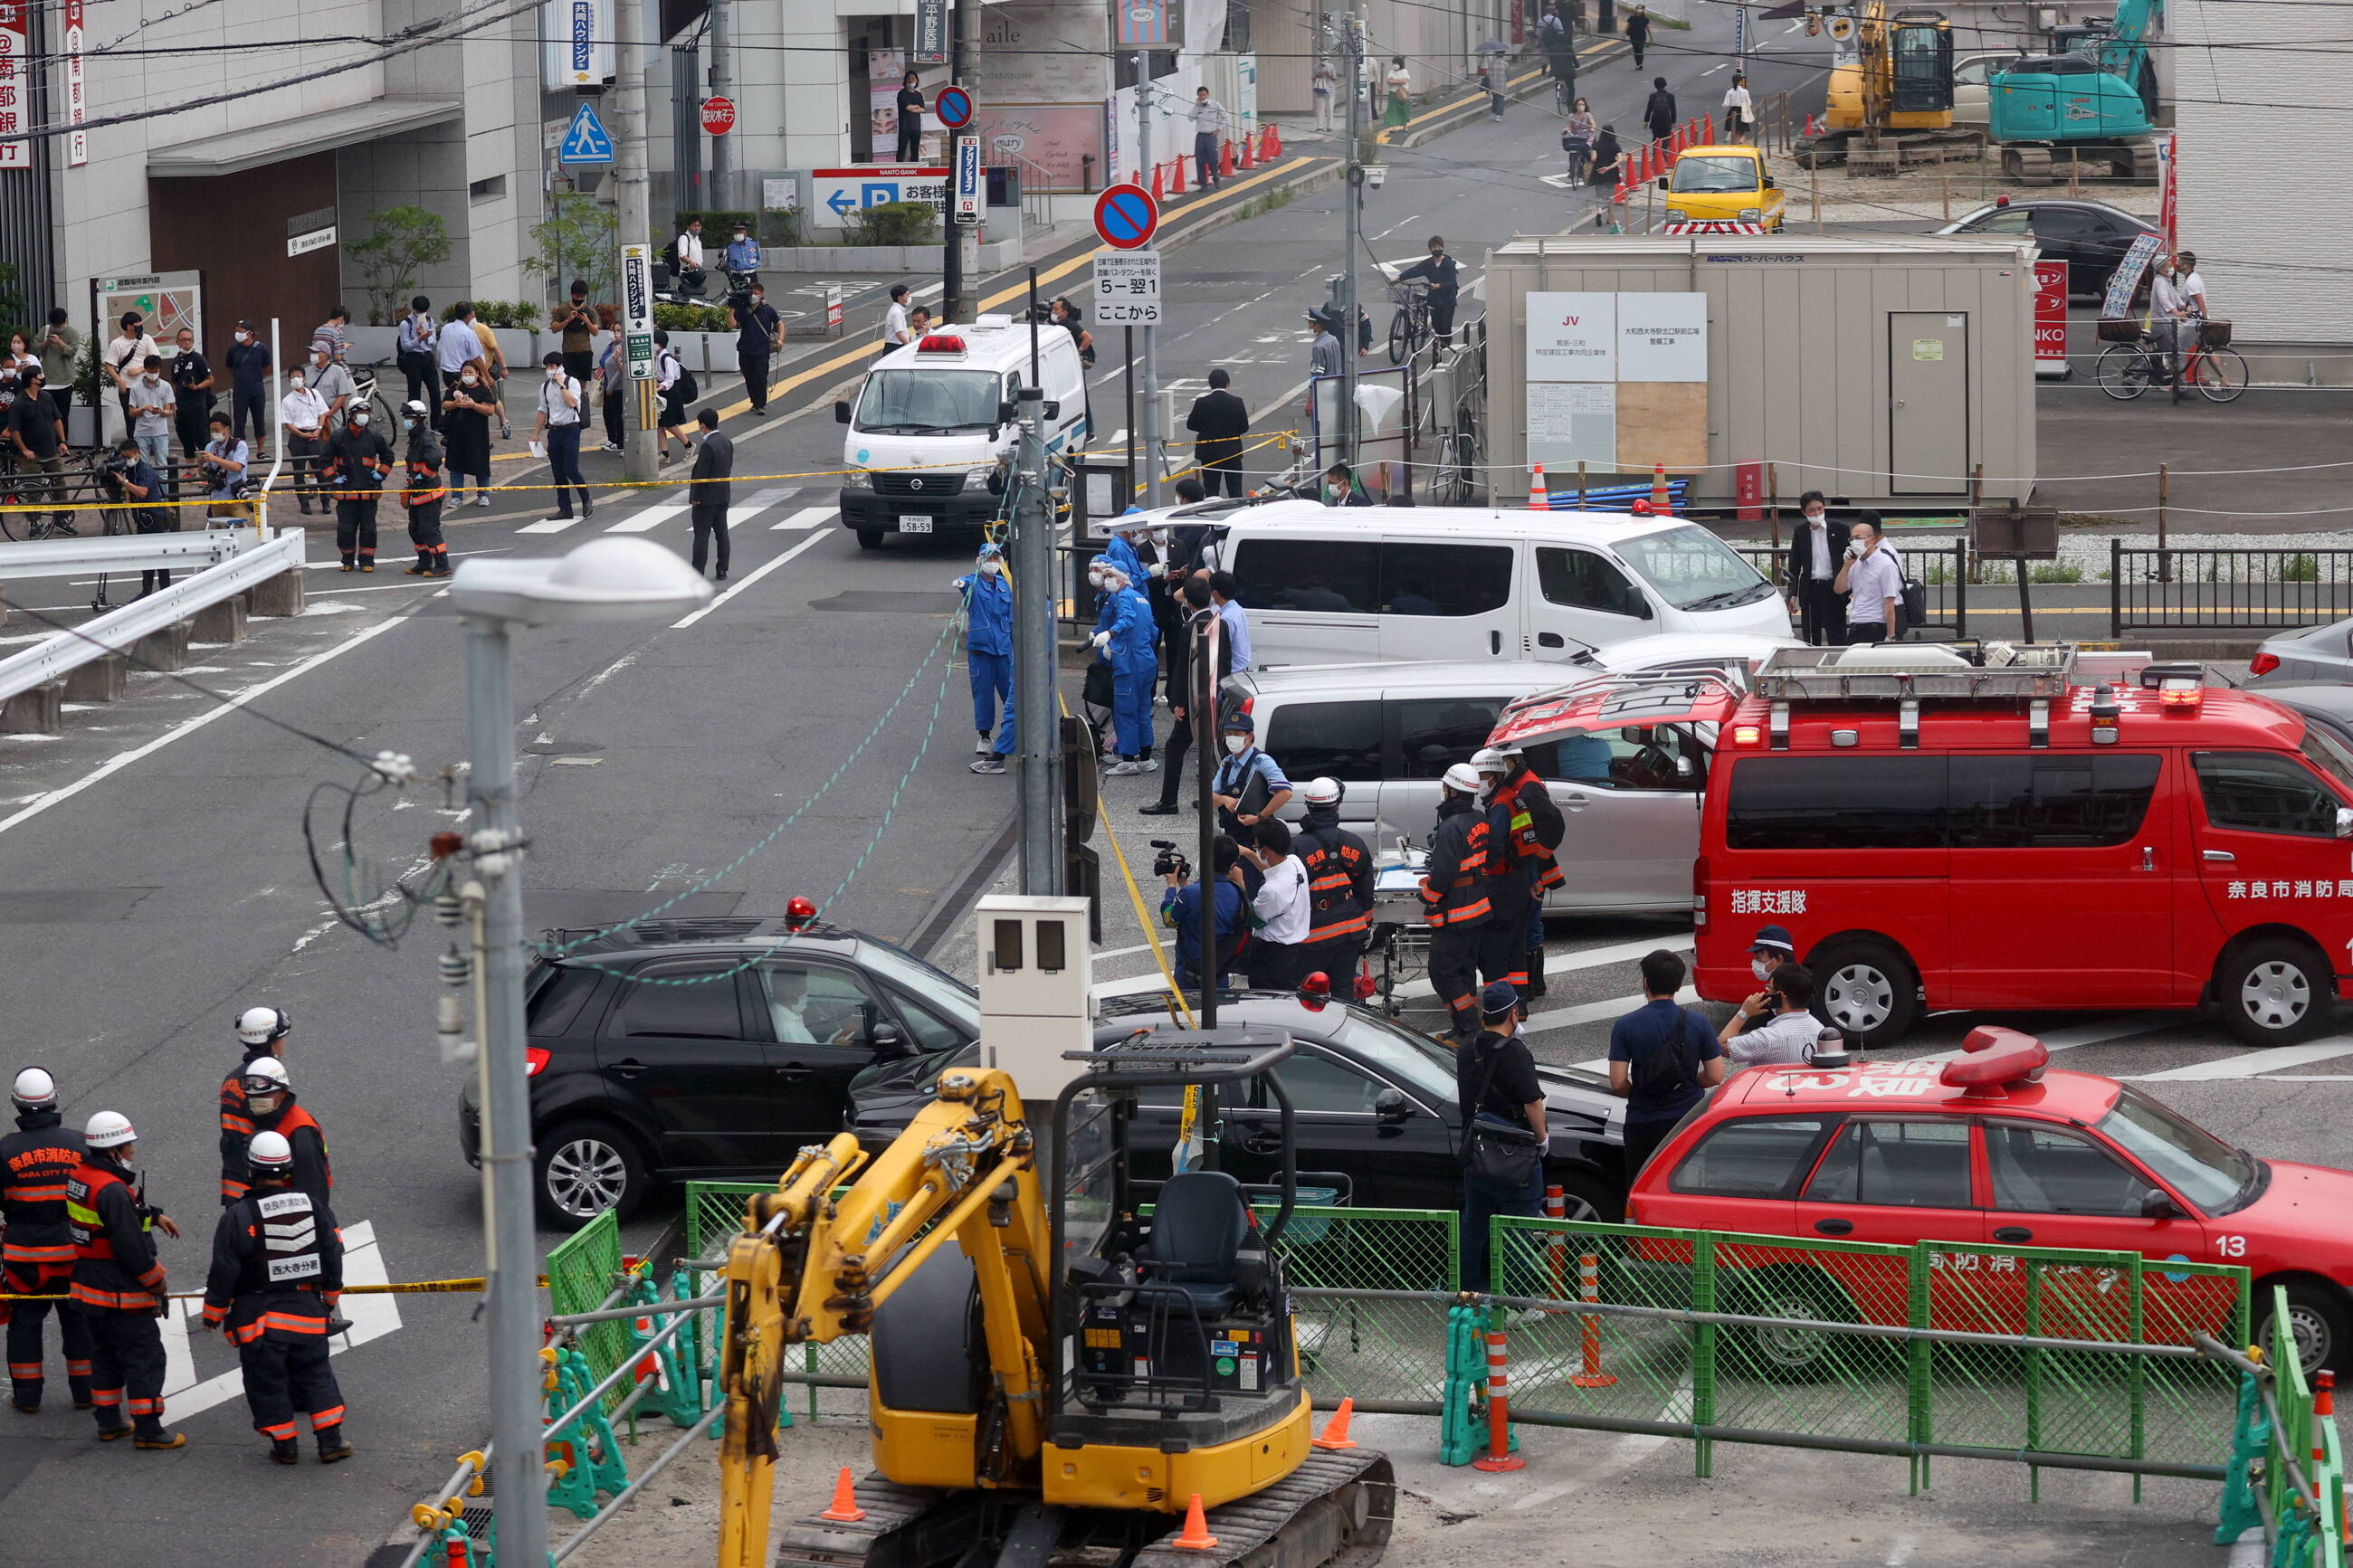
[1091,561,1158,774]
[956,543,1018,776]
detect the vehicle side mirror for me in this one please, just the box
[871,1021,910,1059]
[1675,754,1696,781]
[834,400,852,424]
[997,401,1018,425]
[1374,1088,1412,1125]
[2140,1188,2182,1220]
[2337,805,2353,840]
[1763,176,1778,189]
[1654,175,1670,189]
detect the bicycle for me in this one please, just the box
[2096,319,2247,404]
[1386,280,1431,366]
[348,367,405,429]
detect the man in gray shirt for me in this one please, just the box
[688,407,734,581]
[1192,87,1230,190]
[127,355,177,481]
[1718,964,1824,1067]
[1304,310,1343,432]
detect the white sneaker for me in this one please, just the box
[600,441,624,454]
[474,493,491,508]
[1105,758,1157,776]
[975,734,993,755]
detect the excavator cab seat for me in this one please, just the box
[1140,1171,1252,1314]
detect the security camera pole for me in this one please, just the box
[1338,8,1367,466]
[1014,366,1062,894]
[614,0,660,482]
[1134,56,1162,506]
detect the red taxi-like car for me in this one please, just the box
[1629,1028,2352,1373]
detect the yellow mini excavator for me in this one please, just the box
[1796,1,1970,171]
[714,1028,1396,1568]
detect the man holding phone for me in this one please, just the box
[1833,517,1902,645]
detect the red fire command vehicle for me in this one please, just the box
[1627,1026,2351,1374]
[1492,643,2353,1050]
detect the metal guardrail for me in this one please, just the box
[0,527,302,705]
[0,528,255,581]
[2110,543,2353,635]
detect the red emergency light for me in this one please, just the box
[785,896,817,931]
[1939,1026,2050,1098]
[1297,972,1331,1012]
[916,334,967,355]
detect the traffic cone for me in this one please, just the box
[819,1467,866,1523]
[1150,162,1164,201]
[1240,129,1258,169]
[1172,1494,1219,1551]
[1221,138,1235,177]
[1529,464,1549,510]
[1172,152,1186,194]
[1262,121,1282,158]
[1650,462,1671,511]
[1311,1397,1359,1450]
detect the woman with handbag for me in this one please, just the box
[1456,980,1548,1293]
[1561,98,1598,185]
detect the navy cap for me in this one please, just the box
[1749,925,1796,955]
[1480,980,1520,1019]
[1220,711,1255,733]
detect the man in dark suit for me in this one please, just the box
[1184,368,1252,498]
[688,408,734,580]
[1323,462,1375,507]
[1784,490,1849,646]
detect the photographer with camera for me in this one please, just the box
[1157,834,1250,993]
[99,438,172,596]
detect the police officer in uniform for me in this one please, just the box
[235,1059,331,1210]
[1292,777,1376,988]
[317,402,394,571]
[0,1069,93,1413]
[1418,763,1494,1044]
[221,1005,291,1206]
[1474,744,1567,998]
[65,1111,183,1449]
[204,1130,350,1465]
[397,398,450,576]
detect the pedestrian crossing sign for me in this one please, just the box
[558,101,615,166]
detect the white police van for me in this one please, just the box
[835,314,1090,549]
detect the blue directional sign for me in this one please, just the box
[558,100,614,166]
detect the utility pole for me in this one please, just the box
[1135,57,1161,505]
[614,0,659,482]
[945,0,980,324]
[1013,342,1062,894]
[1338,9,1366,467]
[707,0,731,211]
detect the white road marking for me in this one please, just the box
[2128,1035,2353,1081]
[1916,1012,2179,1063]
[517,514,585,535]
[1530,986,1697,1037]
[727,486,798,527]
[160,1221,402,1420]
[604,489,692,533]
[670,527,831,628]
[772,506,838,531]
[1702,62,1729,74]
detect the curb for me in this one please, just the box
[1383,42,1631,152]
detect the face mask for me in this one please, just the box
[236,332,250,343]
[352,411,370,427]
[983,560,1003,576]
[1224,736,1249,755]
[1805,511,1824,524]
[1751,958,1773,983]
[290,377,305,390]
[462,374,479,386]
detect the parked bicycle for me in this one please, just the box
[1386,280,1432,365]
[2096,318,2246,404]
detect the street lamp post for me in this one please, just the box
[449,537,712,1566]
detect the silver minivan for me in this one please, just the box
[1226,660,1714,915]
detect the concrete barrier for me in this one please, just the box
[132,621,192,672]
[251,568,305,618]
[63,654,127,703]
[191,595,245,644]
[1,680,62,735]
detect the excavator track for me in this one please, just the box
[774,1450,1396,1568]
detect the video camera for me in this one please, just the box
[1149,840,1192,881]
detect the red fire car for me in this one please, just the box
[1628,1027,2352,1374]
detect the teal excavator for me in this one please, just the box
[1986,0,2162,183]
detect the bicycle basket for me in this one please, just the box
[2199,318,2233,347]
[2094,317,2144,343]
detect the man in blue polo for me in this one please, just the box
[1608,949,1726,1194]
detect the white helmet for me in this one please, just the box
[84,1111,136,1149]
[1301,776,1344,806]
[1470,746,1517,774]
[236,1005,291,1048]
[401,398,431,421]
[1442,762,1484,794]
[10,1068,55,1111]
[247,1130,294,1171]
[241,1057,291,1096]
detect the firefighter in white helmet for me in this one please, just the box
[220,1005,291,1205]
[1419,763,1495,1043]
[65,1111,184,1448]
[234,1057,332,1210]
[1291,778,1376,990]
[204,1130,350,1464]
[0,1068,93,1412]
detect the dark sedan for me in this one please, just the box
[1938,197,2159,300]
[458,917,981,1227]
[849,991,1628,1221]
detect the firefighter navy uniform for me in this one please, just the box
[400,421,449,576]
[248,1094,332,1211]
[218,1046,279,1205]
[204,1176,348,1461]
[317,418,395,571]
[1293,801,1376,989]
[1419,792,1493,1043]
[65,1152,178,1444]
[0,1107,92,1411]
[1493,761,1566,996]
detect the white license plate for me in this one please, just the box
[900,517,933,534]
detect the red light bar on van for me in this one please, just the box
[1939,1026,2050,1098]
[917,334,967,354]
[2158,679,2203,711]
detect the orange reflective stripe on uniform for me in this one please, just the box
[3,1183,68,1202]
[1308,872,1353,891]
[68,1283,150,1310]
[89,1387,121,1406]
[259,1418,299,1440]
[219,1114,252,1136]
[1306,912,1370,942]
[126,1396,162,1416]
[309,1403,346,1429]
[3,1242,78,1263]
[233,1310,332,1344]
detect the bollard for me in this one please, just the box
[1544,1186,1567,1307]
[1569,1253,1617,1389]
[1471,1325,1526,1471]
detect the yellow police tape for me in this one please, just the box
[0,1275,533,1301]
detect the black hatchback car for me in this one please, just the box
[849,991,1629,1221]
[1937,197,2160,300]
[458,917,981,1227]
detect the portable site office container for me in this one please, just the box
[1484,233,2039,511]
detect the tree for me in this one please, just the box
[348,206,454,325]
[525,194,617,308]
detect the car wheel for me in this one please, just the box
[1545,1168,1623,1225]
[2218,937,2332,1047]
[535,1120,648,1230]
[1805,936,1920,1050]
[2256,1278,2352,1378]
[1727,1269,1858,1383]
[855,527,885,551]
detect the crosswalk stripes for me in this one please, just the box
[157,1220,402,1420]
[518,489,821,537]
[605,489,692,533]
[516,513,585,535]
[728,486,798,527]
[773,505,838,531]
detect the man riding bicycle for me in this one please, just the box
[2151,249,2206,404]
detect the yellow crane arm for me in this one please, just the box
[716,1067,1053,1568]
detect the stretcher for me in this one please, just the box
[1367,846,1431,1018]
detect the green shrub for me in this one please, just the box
[653,303,732,332]
[2028,562,2083,584]
[445,300,540,329]
[846,200,938,246]
[2283,554,2320,583]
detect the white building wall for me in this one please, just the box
[2170,0,2344,343]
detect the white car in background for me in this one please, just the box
[1951,52,2022,127]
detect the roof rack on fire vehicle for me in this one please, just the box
[1748,641,2088,752]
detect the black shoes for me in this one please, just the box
[1138,803,1180,815]
[271,1436,300,1465]
[317,1431,354,1464]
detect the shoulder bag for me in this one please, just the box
[1462,1040,1542,1189]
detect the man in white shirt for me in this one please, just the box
[1718,965,1824,1067]
[767,967,856,1047]
[531,351,594,521]
[882,283,912,356]
[675,218,707,293]
[2150,249,2207,403]
[279,369,330,517]
[1784,489,1849,646]
[1834,518,1902,644]
[1191,87,1230,190]
[1245,818,1311,989]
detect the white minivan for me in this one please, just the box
[834,314,1089,550]
[1204,501,1793,668]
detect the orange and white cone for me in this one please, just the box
[1172,1494,1219,1551]
[1529,464,1550,511]
[1311,1397,1359,1450]
[1650,462,1671,512]
[819,1467,866,1523]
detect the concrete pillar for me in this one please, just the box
[132,621,193,673]
[191,595,246,644]
[63,654,128,703]
[250,568,306,619]
[0,681,62,736]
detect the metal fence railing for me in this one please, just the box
[1735,541,1968,638]
[2212,1287,2348,1567]
[2110,543,2353,635]
[544,1208,633,1405]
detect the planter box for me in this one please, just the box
[766,234,1022,274]
[346,325,401,365]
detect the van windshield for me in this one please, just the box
[1671,155,1760,195]
[855,369,1004,434]
[1617,525,1777,611]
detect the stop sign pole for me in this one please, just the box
[708,0,732,209]
[943,84,981,328]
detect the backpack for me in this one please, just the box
[662,350,699,404]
